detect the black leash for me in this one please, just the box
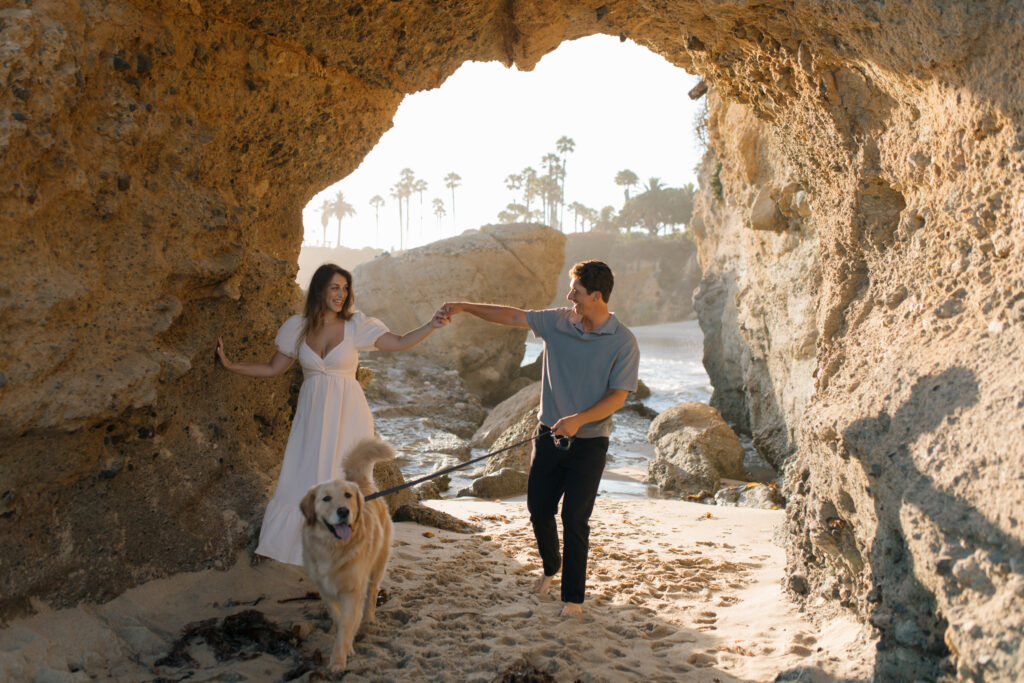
[365,427,570,502]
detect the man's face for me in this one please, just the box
[567,278,598,314]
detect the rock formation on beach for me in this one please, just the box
[353,223,564,404]
[646,403,748,497]
[551,232,702,325]
[689,49,1024,683]
[2,1,1023,679]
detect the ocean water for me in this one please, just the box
[407,320,713,500]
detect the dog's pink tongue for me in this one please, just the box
[334,524,352,541]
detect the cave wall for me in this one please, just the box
[687,13,1024,682]
[2,1,1023,678]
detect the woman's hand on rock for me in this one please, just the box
[215,337,233,369]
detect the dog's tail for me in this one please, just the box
[343,437,394,492]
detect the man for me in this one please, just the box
[442,260,640,617]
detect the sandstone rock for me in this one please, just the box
[713,482,785,509]
[457,468,529,499]
[470,381,541,449]
[548,232,701,325]
[413,474,450,501]
[749,187,786,232]
[633,379,652,400]
[2,4,1023,679]
[647,440,720,497]
[373,460,416,515]
[354,224,564,403]
[392,503,481,534]
[482,410,539,476]
[647,403,747,482]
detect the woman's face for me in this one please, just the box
[323,273,349,314]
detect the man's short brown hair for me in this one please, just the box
[570,260,614,303]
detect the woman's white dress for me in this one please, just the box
[255,311,388,565]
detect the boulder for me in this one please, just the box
[714,482,786,509]
[482,410,538,476]
[646,403,748,495]
[373,460,417,515]
[471,381,541,449]
[354,224,565,403]
[457,468,529,499]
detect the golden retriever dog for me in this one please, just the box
[300,437,394,672]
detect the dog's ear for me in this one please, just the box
[299,487,318,526]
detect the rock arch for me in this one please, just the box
[2,1,1022,678]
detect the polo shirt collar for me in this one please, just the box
[570,312,620,335]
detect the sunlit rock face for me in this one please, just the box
[688,24,1024,683]
[353,224,564,404]
[2,1,1023,678]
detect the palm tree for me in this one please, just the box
[644,176,664,193]
[568,201,585,233]
[389,183,404,250]
[369,195,385,240]
[432,197,446,228]
[596,205,618,233]
[555,136,575,229]
[413,178,428,234]
[443,172,461,228]
[399,168,416,237]
[615,169,639,203]
[318,198,333,245]
[504,173,523,210]
[540,153,561,226]
[326,191,355,246]
[520,167,538,221]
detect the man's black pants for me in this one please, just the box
[527,426,609,604]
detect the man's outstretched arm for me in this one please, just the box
[441,302,530,328]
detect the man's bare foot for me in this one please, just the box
[533,573,553,595]
[560,602,583,617]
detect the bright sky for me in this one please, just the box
[302,35,705,252]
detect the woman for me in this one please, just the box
[217,263,447,565]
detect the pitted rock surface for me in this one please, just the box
[2,2,1023,679]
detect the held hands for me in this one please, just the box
[438,302,463,323]
[430,307,452,328]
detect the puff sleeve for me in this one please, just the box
[274,315,304,358]
[351,311,390,351]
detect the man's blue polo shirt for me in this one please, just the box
[525,307,640,438]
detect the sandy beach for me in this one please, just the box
[0,498,874,682]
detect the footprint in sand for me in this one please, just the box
[793,632,818,646]
[694,611,718,631]
[687,651,717,667]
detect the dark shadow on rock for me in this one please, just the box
[839,366,1020,680]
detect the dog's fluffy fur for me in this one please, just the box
[300,437,394,672]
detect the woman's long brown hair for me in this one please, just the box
[302,264,354,341]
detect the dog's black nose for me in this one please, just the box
[336,507,349,520]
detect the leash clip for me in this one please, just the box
[552,434,576,451]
